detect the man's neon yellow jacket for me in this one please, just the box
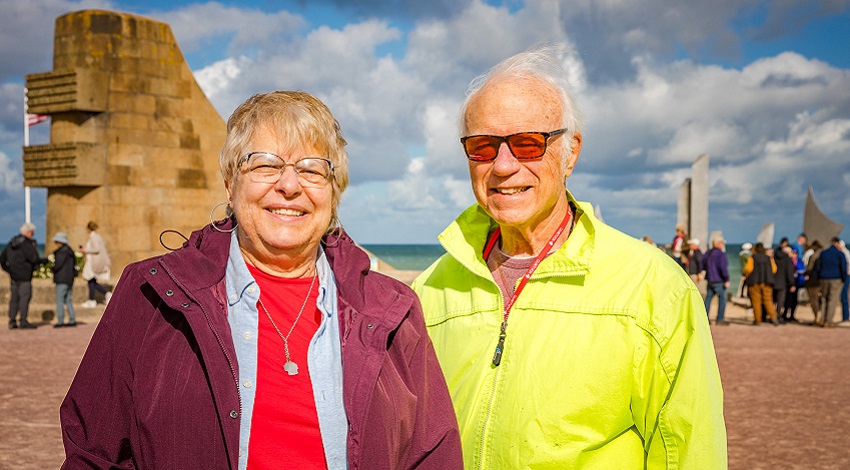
[412,195,727,469]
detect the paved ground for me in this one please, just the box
[1,302,848,469]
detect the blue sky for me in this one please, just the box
[1,0,848,246]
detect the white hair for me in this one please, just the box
[459,44,584,137]
[19,223,36,235]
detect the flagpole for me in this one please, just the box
[24,88,31,224]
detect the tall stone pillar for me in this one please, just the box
[690,154,709,252]
[676,154,710,252]
[23,10,226,277]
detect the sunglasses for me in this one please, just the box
[461,129,567,162]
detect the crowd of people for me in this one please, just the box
[672,228,850,328]
[1,221,112,329]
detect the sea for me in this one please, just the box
[364,243,749,292]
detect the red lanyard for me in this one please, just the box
[483,205,572,366]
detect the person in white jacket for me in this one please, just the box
[79,221,112,308]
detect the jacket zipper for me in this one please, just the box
[475,269,505,470]
[473,268,584,469]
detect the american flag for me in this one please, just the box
[26,113,48,126]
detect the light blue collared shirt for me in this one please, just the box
[225,231,348,469]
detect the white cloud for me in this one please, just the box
[194,56,251,101]
[154,3,305,56]
[0,150,22,192]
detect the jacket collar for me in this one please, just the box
[322,229,385,315]
[157,221,406,327]
[158,220,233,292]
[438,190,595,280]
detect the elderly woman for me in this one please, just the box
[79,221,112,308]
[60,91,462,469]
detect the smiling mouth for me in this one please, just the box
[268,208,306,217]
[492,186,530,195]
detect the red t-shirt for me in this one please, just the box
[246,264,327,470]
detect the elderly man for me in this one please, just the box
[704,235,731,325]
[815,237,848,327]
[1,223,47,329]
[413,47,727,468]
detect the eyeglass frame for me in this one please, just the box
[460,128,568,162]
[237,151,335,185]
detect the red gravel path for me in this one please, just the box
[1,304,848,469]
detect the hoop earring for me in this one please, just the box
[210,201,237,233]
[322,217,343,248]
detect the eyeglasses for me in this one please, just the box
[238,152,334,186]
[461,129,567,162]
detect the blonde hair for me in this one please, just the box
[219,91,349,231]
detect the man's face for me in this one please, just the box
[464,77,581,238]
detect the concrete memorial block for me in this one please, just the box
[23,10,226,277]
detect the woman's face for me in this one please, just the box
[227,123,334,271]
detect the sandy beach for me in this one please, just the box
[1,283,848,469]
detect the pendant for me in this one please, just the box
[283,361,299,376]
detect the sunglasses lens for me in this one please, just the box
[507,133,547,159]
[463,136,500,161]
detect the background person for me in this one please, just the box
[814,237,847,328]
[744,243,780,326]
[704,234,731,325]
[671,223,687,270]
[839,240,850,324]
[60,90,461,469]
[773,244,795,323]
[1,223,47,329]
[79,221,112,308]
[413,46,726,468]
[737,242,753,298]
[804,240,824,324]
[686,238,705,297]
[792,232,807,257]
[51,232,77,327]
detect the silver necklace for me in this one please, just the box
[257,274,317,376]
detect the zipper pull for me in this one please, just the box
[492,321,508,366]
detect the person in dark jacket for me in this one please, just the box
[815,237,848,328]
[781,248,806,323]
[51,232,77,327]
[703,235,730,324]
[743,243,780,325]
[60,91,462,469]
[772,245,795,323]
[1,223,47,329]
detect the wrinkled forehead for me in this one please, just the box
[465,76,562,133]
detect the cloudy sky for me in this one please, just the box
[1,0,849,246]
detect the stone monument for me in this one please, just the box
[676,154,709,252]
[23,10,226,277]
